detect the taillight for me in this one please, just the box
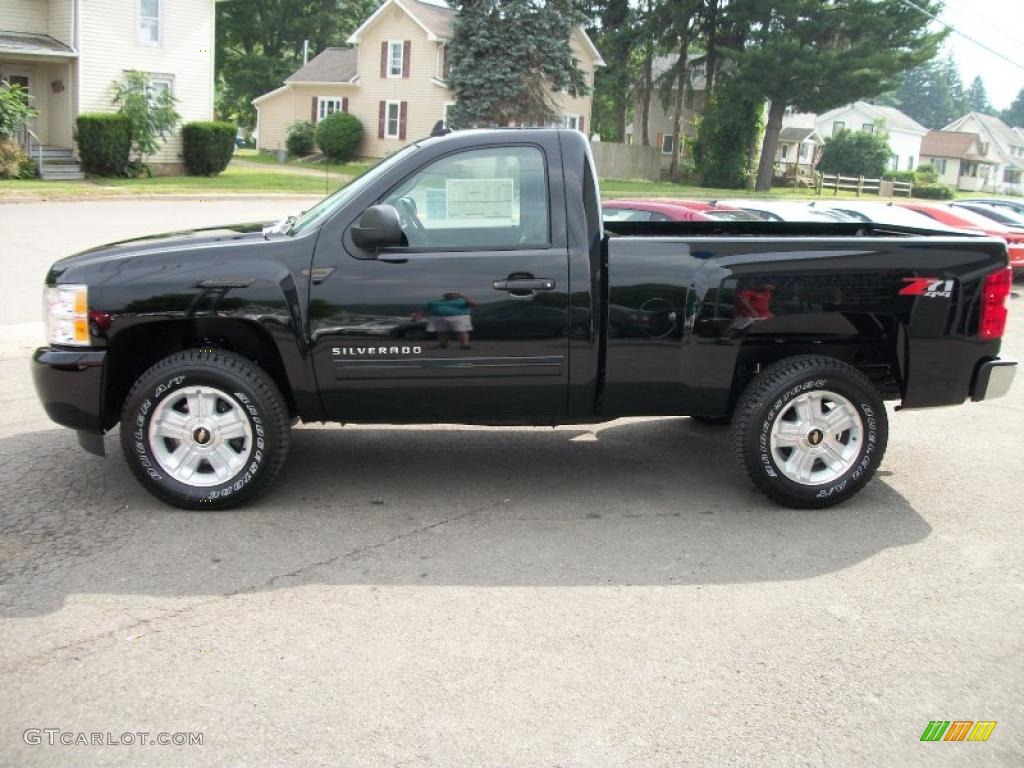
[979,267,1012,340]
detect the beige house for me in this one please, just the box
[919,130,995,192]
[626,53,708,164]
[253,0,604,158]
[943,112,1024,195]
[1,0,217,177]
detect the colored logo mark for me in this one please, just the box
[920,721,997,742]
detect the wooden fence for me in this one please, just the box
[589,141,663,182]
[815,173,912,197]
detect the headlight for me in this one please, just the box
[44,284,91,346]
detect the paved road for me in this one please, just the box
[0,200,1022,767]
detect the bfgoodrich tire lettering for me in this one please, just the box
[120,349,290,510]
[731,356,888,509]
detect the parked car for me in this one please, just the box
[958,198,1024,218]
[895,202,1024,272]
[652,200,765,221]
[716,200,856,222]
[32,129,1015,511]
[602,200,715,222]
[807,201,966,231]
[951,201,1024,228]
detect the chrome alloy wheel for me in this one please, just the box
[769,389,864,486]
[148,385,253,487]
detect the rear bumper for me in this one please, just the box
[31,347,106,433]
[971,358,1017,401]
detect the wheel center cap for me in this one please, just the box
[807,428,824,446]
[193,426,212,445]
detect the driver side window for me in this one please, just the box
[383,146,549,249]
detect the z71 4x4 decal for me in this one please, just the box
[900,277,955,298]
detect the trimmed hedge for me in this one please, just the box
[75,113,131,175]
[315,112,362,162]
[182,121,236,176]
[286,121,315,157]
[911,183,954,200]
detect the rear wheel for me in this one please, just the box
[731,356,887,508]
[120,349,290,510]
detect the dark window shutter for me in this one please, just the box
[342,97,348,113]
[442,45,450,79]
[403,41,410,78]
[380,41,387,78]
[579,116,584,134]
[399,101,407,140]
[311,97,318,123]
[378,101,385,138]
[656,132,664,149]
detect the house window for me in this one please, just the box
[862,123,874,134]
[661,134,674,155]
[562,115,581,131]
[936,158,947,174]
[908,156,914,170]
[832,121,845,136]
[138,0,160,44]
[385,100,401,138]
[799,143,809,159]
[318,97,344,121]
[148,76,172,102]
[780,144,789,160]
[388,41,404,78]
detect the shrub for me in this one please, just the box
[0,137,25,178]
[819,129,893,179]
[286,121,315,157]
[914,164,938,184]
[182,121,236,175]
[0,82,37,139]
[75,113,132,175]
[882,169,915,183]
[911,182,954,200]
[110,70,180,163]
[315,112,363,162]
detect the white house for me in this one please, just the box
[919,130,995,192]
[1,0,217,177]
[943,112,1024,195]
[814,102,928,172]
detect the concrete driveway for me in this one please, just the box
[0,199,1022,767]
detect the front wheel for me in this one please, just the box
[731,356,888,509]
[120,349,290,510]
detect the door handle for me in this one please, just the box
[492,278,556,292]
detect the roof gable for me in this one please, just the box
[285,47,358,84]
[817,101,926,135]
[920,130,985,160]
[347,0,453,44]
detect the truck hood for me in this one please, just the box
[50,221,275,276]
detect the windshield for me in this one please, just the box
[940,205,1011,230]
[282,143,421,235]
[827,205,953,229]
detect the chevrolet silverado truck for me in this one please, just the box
[32,129,1017,510]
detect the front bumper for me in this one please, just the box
[971,357,1017,401]
[31,347,107,433]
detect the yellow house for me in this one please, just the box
[0,0,217,177]
[253,0,603,158]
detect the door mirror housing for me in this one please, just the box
[351,204,404,250]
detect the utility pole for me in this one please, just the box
[303,40,310,64]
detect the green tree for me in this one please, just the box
[587,0,639,141]
[0,82,37,138]
[967,75,994,115]
[724,0,944,191]
[1003,87,1024,128]
[654,0,703,181]
[693,72,763,188]
[215,0,376,129]
[110,70,181,163]
[818,128,893,178]
[881,52,969,129]
[447,0,589,127]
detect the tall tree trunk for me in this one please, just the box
[669,36,690,182]
[615,97,627,143]
[640,46,653,146]
[704,0,719,94]
[755,99,786,192]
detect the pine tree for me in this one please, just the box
[725,0,945,191]
[882,52,969,128]
[967,76,994,115]
[447,0,589,128]
[1003,88,1024,128]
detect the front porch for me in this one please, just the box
[1,31,82,178]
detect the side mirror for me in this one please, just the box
[351,204,404,250]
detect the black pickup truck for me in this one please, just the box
[33,129,1016,510]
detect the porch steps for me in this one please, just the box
[36,146,85,181]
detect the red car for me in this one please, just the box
[895,202,1024,271]
[602,199,715,222]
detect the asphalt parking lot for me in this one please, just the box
[1,199,1022,767]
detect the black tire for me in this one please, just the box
[120,349,290,510]
[731,355,888,509]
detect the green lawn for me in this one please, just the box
[234,148,374,177]
[1,154,1019,204]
